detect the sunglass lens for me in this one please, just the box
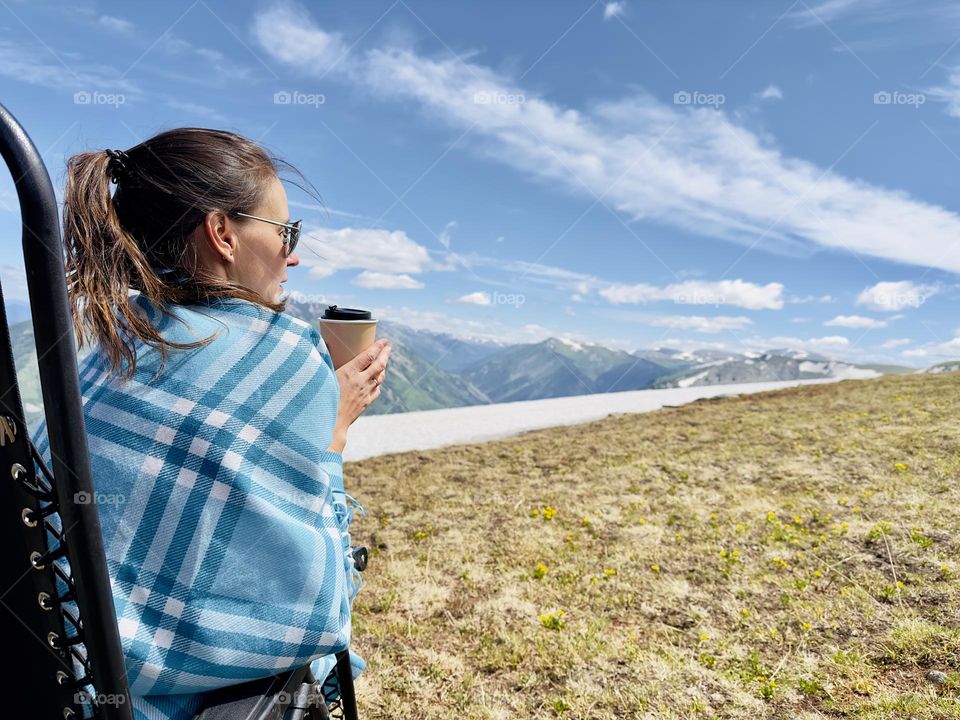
[288,222,301,256]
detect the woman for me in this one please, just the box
[31,127,390,719]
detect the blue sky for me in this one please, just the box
[3,0,960,366]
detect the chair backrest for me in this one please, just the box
[0,103,133,719]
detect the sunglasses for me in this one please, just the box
[234,212,302,257]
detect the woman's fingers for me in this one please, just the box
[361,344,391,379]
[353,339,390,372]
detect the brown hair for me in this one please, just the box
[62,127,321,379]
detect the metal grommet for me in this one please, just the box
[55,670,70,686]
[30,551,45,570]
[11,462,27,481]
[47,631,60,649]
[21,507,37,527]
[38,591,53,611]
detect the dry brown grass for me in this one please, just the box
[345,373,960,719]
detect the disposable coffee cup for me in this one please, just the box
[317,305,378,369]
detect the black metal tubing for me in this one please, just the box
[335,651,359,720]
[0,103,133,719]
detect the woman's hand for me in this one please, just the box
[327,338,391,453]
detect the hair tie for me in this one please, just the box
[106,148,132,185]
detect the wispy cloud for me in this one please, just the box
[758,84,783,100]
[456,291,492,306]
[300,226,439,279]
[648,315,753,333]
[0,39,138,94]
[824,314,887,328]
[603,2,626,20]
[352,271,424,289]
[599,279,785,310]
[253,3,960,275]
[99,15,136,34]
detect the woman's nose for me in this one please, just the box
[286,252,300,267]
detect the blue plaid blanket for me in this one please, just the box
[32,294,366,720]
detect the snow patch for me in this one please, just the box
[678,370,710,388]
[799,360,829,375]
[557,337,584,351]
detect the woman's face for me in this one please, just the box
[232,175,300,302]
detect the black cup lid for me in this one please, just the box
[322,304,372,321]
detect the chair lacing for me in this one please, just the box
[14,438,101,718]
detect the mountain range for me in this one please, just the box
[8,299,923,425]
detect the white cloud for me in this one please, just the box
[927,66,960,118]
[1,265,28,303]
[648,315,752,333]
[456,291,492,306]
[788,294,834,304]
[372,305,573,345]
[165,99,229,122]
[253,6,960,275]
[300,226,435,279]
[824,314,887,328]
[251,3,348,73]
[855,281,939,312]
[99,15,135,33]
[769,334,851,349]
[881,338,911,349]
[439,221,456,249]
[599,279,784,309]
[808,335,851,347]
[789,0,880,26]
[604,2,626,20]
[352,271,424,289]
[888,330,960,361]
[0,39,138,94]
[759,84,783,100]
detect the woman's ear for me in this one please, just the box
[201,210,237,263]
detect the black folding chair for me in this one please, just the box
[0,103,362,719]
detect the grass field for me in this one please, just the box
[344,373,960,719]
